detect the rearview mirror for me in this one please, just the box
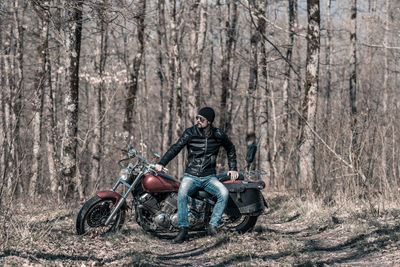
[245,144,257,164]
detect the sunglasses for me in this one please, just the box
[196,115,206,123]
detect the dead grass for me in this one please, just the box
[1,195,400,266]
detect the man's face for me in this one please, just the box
[196,115,209,129]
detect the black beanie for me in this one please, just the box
[198,107,215,123]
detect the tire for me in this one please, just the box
[76,195,126,235]
[224,215,258,233]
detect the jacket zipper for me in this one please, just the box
[198,137,208,175]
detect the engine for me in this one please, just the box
[138,193,178,230]
[137,193,206,231]
[154,193,179,228]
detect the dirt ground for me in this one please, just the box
[2,195,400,266]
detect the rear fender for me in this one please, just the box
[96,190,128,209]
[250,180,266,189]
[223,179,266,189]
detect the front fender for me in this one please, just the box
[96,190,127,209]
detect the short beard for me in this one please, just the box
[202,124,212,137]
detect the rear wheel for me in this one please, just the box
[223,215,258,233]
[76,195,126,235]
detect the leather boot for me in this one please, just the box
[172,227,188,243]
[207,224,218,236]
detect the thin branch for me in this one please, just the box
[360,42,400,50]
[239,0,303,81]
[290,102,367,183]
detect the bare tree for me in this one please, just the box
[1,15,15,201]
[298,0,320,193]
[187,0,208,120]
[380,0,390,187]
[282,0,297,135]
[0,11,6,202]
[246,0,259,137]
[44,1,62,199]
[349,0,358,148]
[123,0,146,135]
[4,0,26,197]
[173,0,184,177]
[219,0,238,133]
[156,0,167,153]
[61,0,83,198]
[258,3,271,184]
[45,70,60,198]
[325,0,333,119]
[163,0,181,153]
[278,0,298,185]
[30,1,49,198]
[90,0,109,194]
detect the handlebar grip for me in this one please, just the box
[151,164,168,173]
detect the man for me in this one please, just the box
[155,107,239,243]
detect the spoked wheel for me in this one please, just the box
[76,195,126,236]
[221,214,258,233]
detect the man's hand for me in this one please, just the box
[154,164,164,172]
[227,171,239,181]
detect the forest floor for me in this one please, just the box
[2,194,400,266]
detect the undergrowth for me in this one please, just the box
[1,194,400,265]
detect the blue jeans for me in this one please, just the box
[177,173,229,228]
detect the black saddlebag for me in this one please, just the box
[224,182,265,216]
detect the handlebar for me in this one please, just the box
[119,142,168,173]
[117,157,131,168]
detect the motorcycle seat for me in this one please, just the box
[190,173,246,201]
[216,172,244,182]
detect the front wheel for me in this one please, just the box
[76,195,126,235]
[222,215,258,233]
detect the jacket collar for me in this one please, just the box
[194,124,215,138]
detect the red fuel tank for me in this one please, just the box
[142,173,180,193]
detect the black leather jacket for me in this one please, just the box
[158,125,237,177]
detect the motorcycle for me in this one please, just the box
[76,135,267,236]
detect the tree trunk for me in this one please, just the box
[219,0,238,133]
[216,0,238,171]
[90,0,109,194]
[45,75,59,198]
[187,0,208,121]
[30,4,49,198]
[174,29,184,178]
[62,0,83,199]
[279,0,298,188]
[8,0,25,197]
[247,1,258,137]
[123,0,146,135]
[380,0,390,194]
[0,15,6,203]
[164,0,178,153]
[2,21,12,200]
[157,0,168,153]
[325,0,332,120]
[45,2,61,199]
[298,0,320,193]
[258,3,271,186]
[349,0,358,150]
[282,0,297,136]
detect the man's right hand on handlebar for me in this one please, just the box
[154,164,164,172]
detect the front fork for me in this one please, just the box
[103,172,143,226]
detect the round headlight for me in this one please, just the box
[119,168,129,181]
